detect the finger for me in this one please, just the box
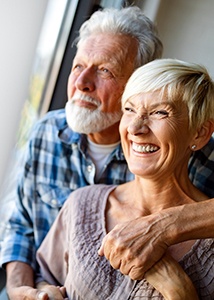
[98,234,112,259]
[37,291,49,300]
[98,235,108,256]
[129,266,145,280]
[117,255,141,279]
[59,286,67,297]
[109,256,122,270]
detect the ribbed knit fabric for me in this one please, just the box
[37,184,214,299]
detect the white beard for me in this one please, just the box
[65,100,122,134]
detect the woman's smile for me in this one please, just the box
[132,142,159,154]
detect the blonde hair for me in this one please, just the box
[122,58,214,129]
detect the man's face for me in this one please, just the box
[66,33,138,135]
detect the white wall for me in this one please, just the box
[0,1,48,191]
[155,0,214,78]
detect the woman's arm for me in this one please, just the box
[145,254,199,300]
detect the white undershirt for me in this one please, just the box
[87,137,120,181]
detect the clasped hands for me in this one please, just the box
[9,211,198,299]
[98,212,199,299]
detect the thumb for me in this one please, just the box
[37,290,49,300]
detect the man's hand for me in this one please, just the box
[99,199,214,280]
[98,208,179,280]
[37,282,68,300]
[6,262,68,300]
[6,261,36,300]
[7,286,49,300]
[8,285,67,300]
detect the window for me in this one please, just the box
[17,0,79,149]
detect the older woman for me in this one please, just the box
[36,59,214,299]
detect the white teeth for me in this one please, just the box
[132,143,158,153]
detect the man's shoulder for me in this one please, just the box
[196,136,214,159]
[37,108,67,128]
[29,108,83,147]
[189,136,214,197]
[29,109,67,139]
[201,135,214,152]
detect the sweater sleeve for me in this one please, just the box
[36,197,70,286]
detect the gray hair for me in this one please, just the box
[122,58,214,129]
[75,6,163,68]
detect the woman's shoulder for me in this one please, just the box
[180,238,214,264]
[180,238,214,296]
[70,184,116,198]
[65,184,117,210]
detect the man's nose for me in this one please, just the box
[75,68,95,92]
[127,116,150,135]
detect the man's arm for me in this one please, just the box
[5,196,69,300]
[6,261,66,300]
[6,261,48,300]
[98,199,214,280]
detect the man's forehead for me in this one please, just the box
[76,34,136,65]
[75,47,119,66]
[76,40,125,64]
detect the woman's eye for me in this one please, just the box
[155,110,168,116]
[149,110,169,119]
[124,107,134,113]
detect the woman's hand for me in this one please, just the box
[145,254,199,300]
[36,281,68,300]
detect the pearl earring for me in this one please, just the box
[191,145,196,150]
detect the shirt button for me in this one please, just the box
[87,165,93,172]
[51,199,58,206]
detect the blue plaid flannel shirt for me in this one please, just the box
[0,109,213,271]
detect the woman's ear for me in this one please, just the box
[190,120,214,151]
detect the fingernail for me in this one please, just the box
[38,291,46,299]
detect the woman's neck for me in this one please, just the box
[110,172,208,221]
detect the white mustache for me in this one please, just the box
[68,94,101,107]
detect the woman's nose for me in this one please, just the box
[127,116,150,135]
[75,68,95,92]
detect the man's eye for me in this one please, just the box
[99,68,111,75]
[101,68,109,73]
[73,64,83,71]
[98,67,113,78]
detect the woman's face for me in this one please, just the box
[119,90,193,178]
